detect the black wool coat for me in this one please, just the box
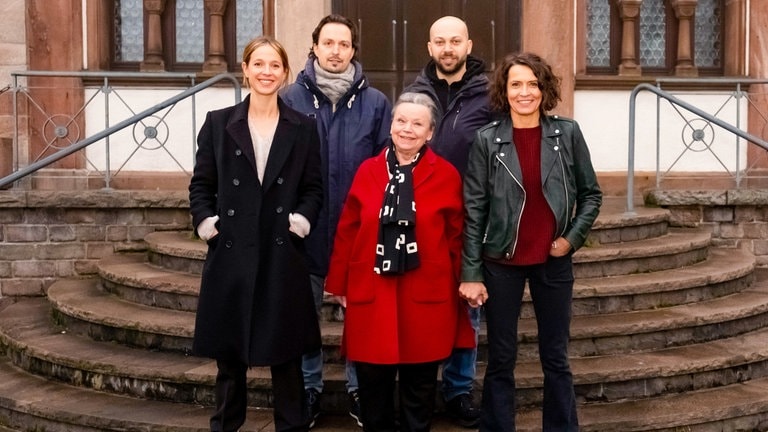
[189,95,323,366]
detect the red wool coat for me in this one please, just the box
[325,147,475,365]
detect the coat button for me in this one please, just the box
[495,137,501,142]
[275,237,285,245]
[232,178,240,186]
[235,149,242,156]
[276,177,284,185]
[227,209,235,216]
[276,206,284,214]
[225,240,233,248]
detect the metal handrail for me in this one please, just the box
[626,82,768,214]
[0,72,241,189]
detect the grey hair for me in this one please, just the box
[393,92,439,130]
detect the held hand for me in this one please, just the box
[550,237,572,257]
[330,295,347,308]
[459,282,489,308]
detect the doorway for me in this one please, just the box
[332,0,521,100]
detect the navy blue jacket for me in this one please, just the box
[281,58,392,275]
[404,56,491,175]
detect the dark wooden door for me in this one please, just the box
[333,0,521,101]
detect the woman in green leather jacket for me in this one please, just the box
[459,52,602,431]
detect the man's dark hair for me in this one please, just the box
[308,14,360,61]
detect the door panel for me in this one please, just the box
[458,0,520,70]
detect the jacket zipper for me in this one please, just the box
[556,137,568,237]
[494,153,525,259]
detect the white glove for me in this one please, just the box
[197,215,219,241]
[288,213,311,238]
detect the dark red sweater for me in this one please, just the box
[509,126,556,265]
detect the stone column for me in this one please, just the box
[140,0,167,71]
[203,0,230,73]
[616,0,642,76]
[671,0,698,77]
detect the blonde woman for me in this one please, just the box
[189,36,323,432]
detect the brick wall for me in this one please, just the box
[0,190,191,297]
[646,189,768,266]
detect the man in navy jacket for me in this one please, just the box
[281,13,392,429]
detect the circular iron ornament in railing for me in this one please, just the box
[681,118,715,152]
[42,114,81,149]
[132,115,169,150]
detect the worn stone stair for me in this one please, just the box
[0,198,767,431]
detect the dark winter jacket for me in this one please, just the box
[404,55,490,175]
[189,96,323,366]
[281,58,392,276]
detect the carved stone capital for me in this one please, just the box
[205,0,230,16]
[671,0,698,18]
[615,0,643,19]
[143,0,166,14]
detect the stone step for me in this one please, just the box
[0,353,767,432]
[98,252,200,312]
[45,268,768,360]
[99,246,754,318]
[141,203,679,280]
[568,247,755,317]
[585,199,670,245]
[6,293,768,408]
[573,228,712,278]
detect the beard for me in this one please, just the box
[434,55,467,76]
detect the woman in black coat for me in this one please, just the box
[189,36,323,432]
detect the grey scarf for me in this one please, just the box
[314,60,355,106]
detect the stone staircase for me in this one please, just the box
[1,199,768,431]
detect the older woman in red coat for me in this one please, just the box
[325,92,475,432]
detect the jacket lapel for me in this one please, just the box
[226,96,258,175]
[261,98,299,192]
[413,148,436,189]
[495,118,523,180]
[540,116,562,183]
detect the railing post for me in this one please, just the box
[103,76,112,190]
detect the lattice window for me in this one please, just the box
[586,0,612,68]
[114,0,143,62]
[584,0,725,77]
[639,0,666,68]
[695,0,722,68]
[111,0,265,72]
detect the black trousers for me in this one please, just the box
[480,256,579,432]
[211,356,309,432]
[356,361,441,432]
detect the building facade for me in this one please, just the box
[1,0,766,194]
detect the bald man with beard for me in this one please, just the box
[404,15,491,428]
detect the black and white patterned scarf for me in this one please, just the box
[374,143,426,275]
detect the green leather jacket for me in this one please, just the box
[461,114,603,282]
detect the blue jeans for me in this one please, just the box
[441,305,481,400]
[303,274,358,393]
[480,256,578,432]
